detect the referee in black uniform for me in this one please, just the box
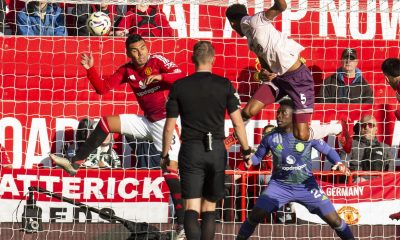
[161,41,251,240]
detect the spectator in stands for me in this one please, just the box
[340,114,395,182]
[72,4,116,36]
[16,1,67,36]
[64,118,121,168]
[381,58,400,120]
[0,0,6,35]
[317,48,373,104]
[114,4,173,37]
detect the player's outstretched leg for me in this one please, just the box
[236,207,268,240]
[322,211,355,240]
[51,116,118,176]
[336,120,352,153]
[293,115,352,153]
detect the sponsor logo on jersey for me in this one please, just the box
[282,163,306,171]
[129,75,136,81]
[138,80,147,89]
[144,67,152,76]
[295,143,304,152]
[337,206,360,225]
[286,155,296,164]
[276,144,283,151]
[136,86,161,97]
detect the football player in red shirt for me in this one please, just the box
[50,34,186,238]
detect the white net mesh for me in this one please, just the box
[0,0,399,239]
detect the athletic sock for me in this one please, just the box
[236,219,258,239]
[309,123,342,140]
[72,117,110,164]
[184,210,201,240]
[334,220,355,240]
[164,169,184,225]
[200,211,216,240]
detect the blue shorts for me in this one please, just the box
[255,178,336,217]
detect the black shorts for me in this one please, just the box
[178,139,227,202]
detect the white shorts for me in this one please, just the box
[119,114,181,161]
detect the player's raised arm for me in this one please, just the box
[312,139,351,176]
[83,55,125,95]
[250,138,271,167]
[264,0,287,21]
[81,53,94,70]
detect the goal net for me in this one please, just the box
[0,0,399,239]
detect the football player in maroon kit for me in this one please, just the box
[50,34,186,239]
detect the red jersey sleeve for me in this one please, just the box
[152,55,185,84]
[86,66,126,95]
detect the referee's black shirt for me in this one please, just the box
[166,71,240,141]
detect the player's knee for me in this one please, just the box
[325,213,342,228]
[241,109,253,122]
[102,115,120,133]
[330,217,343,229]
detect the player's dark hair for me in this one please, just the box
[279,99,295,109]
[381,58,400,77]
[125,34,145,49]
[226,4,248,22]
[192,41,215,65]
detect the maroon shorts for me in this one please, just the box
[253,64,315,115]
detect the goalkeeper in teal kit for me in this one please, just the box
[237,99,355,240]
